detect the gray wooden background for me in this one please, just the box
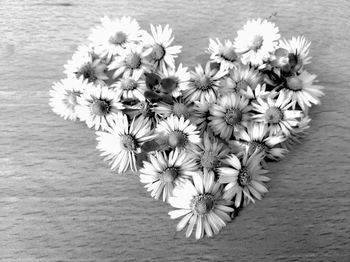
[0,0,349,261]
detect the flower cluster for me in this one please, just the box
[49,17,324,239]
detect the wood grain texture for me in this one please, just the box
[0,0,349,261]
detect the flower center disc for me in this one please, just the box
[250,35,264,51]
[193,194,214,216]
[173,103,189,118]
[238,168,251,187]
[67,91,79,106]
[122,79,138,90]
[160,168,178,183]
[287,76,303,91]
[200,151,218,170]
[91,100,110,116]
[225,109,242,126]
[151,44,165,61]
[265,106,283,124]
[77,64,96,82]
[125,53,141,69]
[222,47,238,62]
[110,31,127,45]
[248,141,267,155]
[236,80,248,90]
[120,135,137,151]
[195,76,212,91]
[168,131,188,148]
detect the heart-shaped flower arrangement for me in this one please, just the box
[49,16,324,240]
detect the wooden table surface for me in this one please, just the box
[1,0,349,261]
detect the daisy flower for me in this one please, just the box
[159,63,190,98]
[77,84,123,130]
[144,24,182,69]
[108,44,152,79]
[156,115,201,150]
[252,92,302,136]
[207,38,239,70]
[139,149,198,202]
[232,122,288,161]
[191,101,213,136]
[49,77,92,121]
[111,71,146,101]
[220,65,263,95]
[183,62,227,103]
[218,151,269,207]
[168,171,233,239]
[190,133,230,173]
[89,16,144,60]
[234,19,280,66]
[278,36,312,72]
[209,93,251,140]
[64,45,108,84]
[96,114,155,173]
[154,97,192,119]
[281,70,324,112]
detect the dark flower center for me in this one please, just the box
[236,80,249,90]
[125,53,141,69]
[250,35,264,51]
[91,99,110,116]
[151,44,166,61]
[168,130,188,148]
[160,168,178,183]
[237,168,251,187]
[225,109,242,126]
[76,64,97,82]
[194,76,213,91]
[172,103,189,118]
[120,135,137,151]
[109,31,127,45]
[286,76,303,91]
[265,106,283,124]
[200,151,218,170]
[221,47,238,62]
[248,141,267,155]
[192,194,215,216]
